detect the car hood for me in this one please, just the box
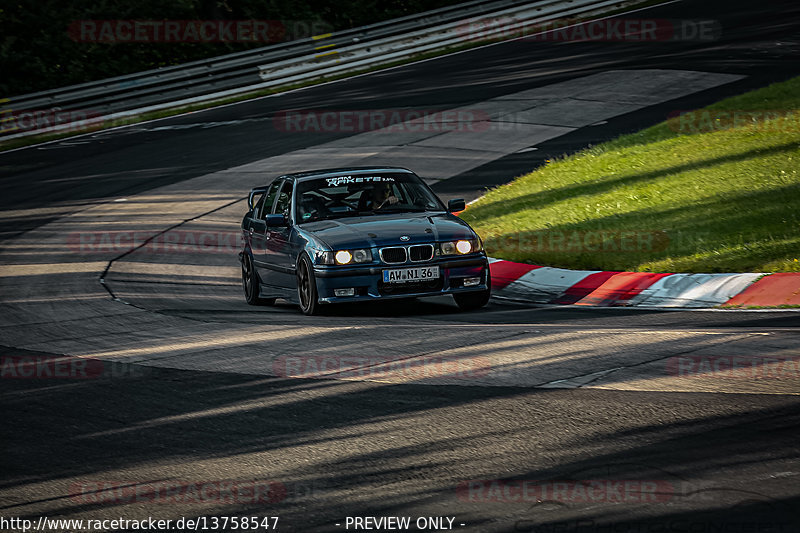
[300,212,477,250]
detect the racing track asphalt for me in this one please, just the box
[1,0,800,531]
[1,0,800,236]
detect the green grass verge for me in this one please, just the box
[462,76,800,273]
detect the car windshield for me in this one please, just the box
[295,172,445,223]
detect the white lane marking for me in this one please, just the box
[539,367,625,389]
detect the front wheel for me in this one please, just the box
[242,253,275,306]
[296,254,320,315]
[453,276,491,311]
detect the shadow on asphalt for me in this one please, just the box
[2,344,799,531]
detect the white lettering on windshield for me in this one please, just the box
[324,176,395,187]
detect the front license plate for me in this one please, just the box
[383,266,439,283]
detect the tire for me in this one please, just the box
[241,253,275,306]
[453,275,491,311]
[296,254,320,316]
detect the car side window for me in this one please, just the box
[252,193,267,219]
[260,181,282,219]
[274,181,293,219]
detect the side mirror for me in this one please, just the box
[265,213,288,227]
[447,198,466,213]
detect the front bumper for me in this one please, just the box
[312,255,489,304]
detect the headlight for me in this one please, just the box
[456,240,472,254]
[317,249,373,265]
[352,249,371,263]
[335,250,353,264]
[438,239,481,256]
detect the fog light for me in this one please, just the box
[463,277,481,287]
[334,288,356,297]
